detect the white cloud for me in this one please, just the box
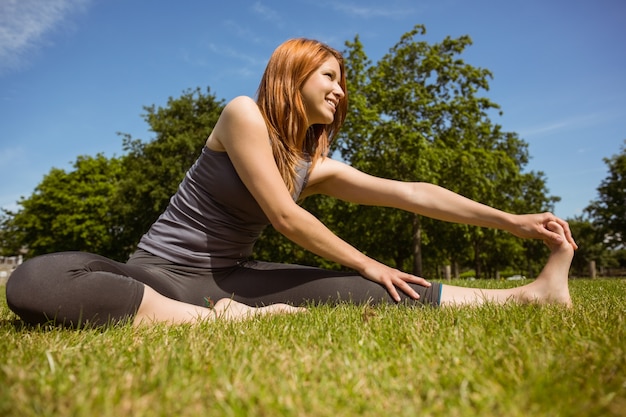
[0,146,23,166]
[222,20,266,44]
[0,0,90,74]
[330,2,415,19]
[519,120,570,137]
[207,43,266,68]
[517,112,607,138]
[251,2,282,25]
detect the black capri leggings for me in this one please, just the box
[6,250,441,327]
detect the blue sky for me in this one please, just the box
[1,0,624,221]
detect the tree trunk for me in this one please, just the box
[444,264,452,281]
[412,214,423,276]
[473,240,482,279]
[589,260,597,278]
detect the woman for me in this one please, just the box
[6,39,576,327]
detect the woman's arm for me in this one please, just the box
[305,157,577,248]
[207,97,429,301]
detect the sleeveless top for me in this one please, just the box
[137,146,311,268]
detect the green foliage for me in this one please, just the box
[2,279,625,416]
[321,25,557,278]
[0,28,571,276]
[114,87,225,252]
[568,216,612,276]
[586,139,626,249]
[1,87,224,260]
[1,154,124,259]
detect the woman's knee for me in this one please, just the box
[5,255,53,322]
[5,251,141,327]
[6,252,84,303]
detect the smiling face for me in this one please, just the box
[300,57,345,127]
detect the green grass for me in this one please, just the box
[1,279,625,417]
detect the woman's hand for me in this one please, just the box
[511,212,578,249]
[360,260,431,302]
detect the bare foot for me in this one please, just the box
[517,221,574,306]
[213,298,305,321]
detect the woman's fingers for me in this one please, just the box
[387,272,431,302]
[362,262,431,303]
[555,217,578,249]
[539,216,578,250]
[384,282,402,302]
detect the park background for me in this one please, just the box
[1,0,624,218]
[0,2,625,416]
[1,0,625,279]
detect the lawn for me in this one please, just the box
[1,278,625,417]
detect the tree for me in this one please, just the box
[328,26,557,277]
[1,87,225,261]
[586,140,626,249]
[1,154,124,259]
[1,32,563,276]
[114,87,225,251]
[567,215,611,277]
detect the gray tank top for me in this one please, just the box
[137,146,311,268]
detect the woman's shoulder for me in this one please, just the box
[220,96,267,130]
[223,96,261,116]
[209,96,269,150]
[216,96,266,131]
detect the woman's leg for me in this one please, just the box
[209,260,442,307]
[6,252,146,327]
[6,251,301,327]
[138,220,572,321]
[123,250,303,325]
[133,286,303,326]
[439,221,574,306]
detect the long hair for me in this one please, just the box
[256,38,348,195]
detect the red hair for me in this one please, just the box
[256,38,348,194]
